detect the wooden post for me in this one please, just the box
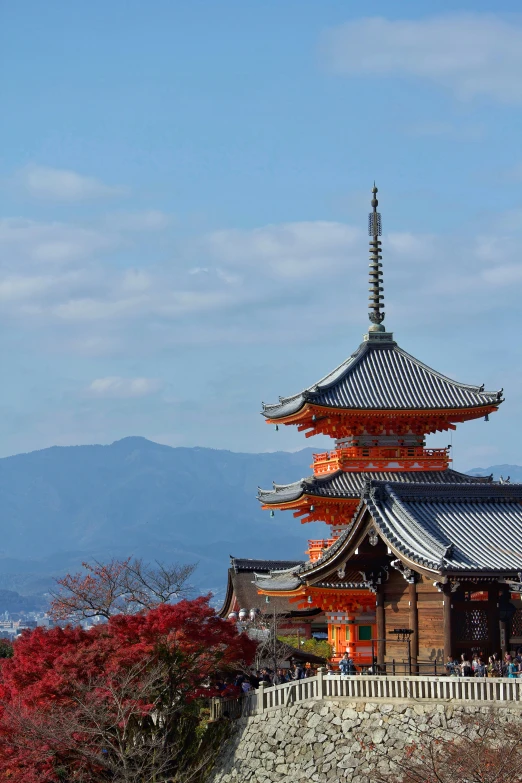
[443,583,452,662]
[499,584,509,656]
[376,582,386,668]
[488,584,500,656]
[409,580,418,669]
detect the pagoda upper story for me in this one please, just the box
[261,186,503,475]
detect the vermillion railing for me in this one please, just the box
[312,446,451,474]
[313,446,449,463]
[306,537,339,561]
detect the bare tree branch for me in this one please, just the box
[50,557,197,622]
[363,709,522,783]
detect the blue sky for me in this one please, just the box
[1,2,522,470]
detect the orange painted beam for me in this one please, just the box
[266,403,499,436]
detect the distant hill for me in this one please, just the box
[1,437,520,609]
[467,464,522,482]
[0,438,321,603]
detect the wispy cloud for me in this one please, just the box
[1,201,522,355]
[17,165,127,202]
[87,377,162,399]
[323,14,522,103]
[0,217,116,264]
[207,221,360,278]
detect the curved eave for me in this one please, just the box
[217,571,235,618]
[307,584,369,593]
[265,401,501,426]
[298,503,441,583]
[262,337,503,420]
[260,493,358,510]
[256,585,305,598]
[367,483,522,574]
[258,469,494,507]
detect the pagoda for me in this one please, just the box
[255,186,507,664]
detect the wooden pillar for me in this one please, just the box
[443,583,452,661]
[487,584,500,655]
[409,580,418,668]
[499,584,509,656]
[376,582,385,667]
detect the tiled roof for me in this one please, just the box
[258,469,492,505]
[366,481,522,573]
[253,481,522,591]
[254,569,368,594]
[254,573,303,592]
[262,335,502,419]
[231,557,304,573]
[216,558,307,618]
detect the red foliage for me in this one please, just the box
[50,558,135,620]
[0,596,255,782]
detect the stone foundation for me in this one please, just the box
[208,699,521,783]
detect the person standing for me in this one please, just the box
[460,654,473,677]
[339,652,356,676]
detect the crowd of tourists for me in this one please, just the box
[445,649,522,677]
[215,649,522,698]
[214,661,320,697]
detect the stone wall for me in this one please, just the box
[208,698,521,783]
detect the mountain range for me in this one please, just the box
[0,437,324,606]
[0,436,519,609]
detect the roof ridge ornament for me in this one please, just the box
[368,183,385,332]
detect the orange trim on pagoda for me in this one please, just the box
[306,538,339,562]
[261,495,359,525]
[290,587,376,614]
[256,582,375,613]
[312,446,451,474]
[266,402,498,438]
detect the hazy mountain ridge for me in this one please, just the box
[0,437,519,605]
[0,437,321,601]
[467,464,522,482]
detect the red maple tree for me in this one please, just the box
[0,596,255,782]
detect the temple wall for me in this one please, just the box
[382,571,444,662]
[417,576,444,661]
[208,699,521,783]
[383,569,409,661]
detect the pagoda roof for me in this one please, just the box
[365,480,522,573]
[255,566,368,594]
[217,556,305,618]
[300,480,522,578]
[231,557,304,573]
[262,333,503,419]
[255,480,522,596]
[258,468,492,505]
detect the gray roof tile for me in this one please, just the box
[258,469,492,505]
[262,337,502,419]
[367,481,522,573]
[231,557,303,573]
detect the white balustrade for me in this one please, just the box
[210,673,521,720]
